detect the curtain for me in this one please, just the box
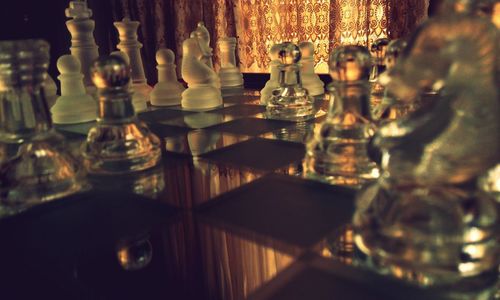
[104,0,428,81]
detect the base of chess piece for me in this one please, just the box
[219,67,244,89]
[266,85,315,122]
[181,84,222,110]
[353,180,499,287]
[51,96,96,124]
[132,82,152,102]
[0,130,86,216]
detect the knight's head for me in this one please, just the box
[183,38,202,60]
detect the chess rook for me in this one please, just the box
[217,37,244,89]
[299,42,324,97]
[83,55,161,174]
[181,38,222,110]
[51,54,96,124]
[150,48,184,106]
[114,17,152,101]
[110,50,148,112]
[65,0,99,94]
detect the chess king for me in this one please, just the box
[353,2,500,287]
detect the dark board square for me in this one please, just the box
[138,107,195,123]
[211,104,266,118]
[206,118,293,137]
[147,122,192,138]
[200,138,305,171]
[197,174,355,248]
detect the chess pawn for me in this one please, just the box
[217,37,244,89]
[65,0,99,95]
[82,55,161,174]
[260,44,283,105]
[266,42,315,121]
[0,40,85,214]
[51,55,96,124]
[150,48,184,106]
[181,38,222,110]
[369,38,389,96]
[110,51,148,112]
[114,17,152,101]
[304,45,379,187]
[44,73,58,108]
[298,42,324,97]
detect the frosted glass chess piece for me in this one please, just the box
[44,73,58,108]
[304,45,379,187]
[298,42,324,97]
[369,38,389,96]
[110,51,148,112]
[181,38,222,110]
[260,44,281,105]
[114,17,152,101]
[0,40,85,216]
[51,54,96,124]
[65,0,99,96]
[353,11,500,288]
[217,37,244,89]
[266,42,315,121]
[191,22,214,70]
[150,48,184,106]
[83,55,161,174]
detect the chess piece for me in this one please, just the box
[83,55,161,174]
[110,50,148,112]
[369,38,389,96]
[114,17,152,101]
[65,0,99,95]
[260,44,281,105]
[51,54,96,124]
[217,37,244,89]
[44,73,58,108]
[266,42,315,121]
[0,40,85,215]
[298,42,324,97]
[191,22,214,69]
[150,48,184,106]
[353,12,500,286]
[304,45,379,187]
[181,38,222,110]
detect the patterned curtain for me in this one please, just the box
[106,0,428,80]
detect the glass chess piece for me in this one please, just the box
[0,40,85,216]
[353,8,500,289]
[369,38,389,98]
[82,55,161,174]
[304,46,379,188]
[266,42,315,122]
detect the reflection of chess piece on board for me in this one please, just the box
[181,38,222,110]
[110,51,148,112]
[114,17,152,101]
[51,54,96,124]
[150,49,184,106]
[44,73,58,108]
[299,42,324,97]
[65,0,99,96]
[217,37,244,89]
[260,44,281,105]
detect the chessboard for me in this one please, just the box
[0,90,453,299]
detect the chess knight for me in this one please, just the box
[353,3,500,287]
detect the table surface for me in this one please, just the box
[0,90,495,299]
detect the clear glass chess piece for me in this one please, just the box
[0,40,85,216]
[266,42,315,122]
[304,46,379,188]
[369,38,389,97]
[82,55,161,174]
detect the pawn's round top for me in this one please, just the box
[110,50,131,64]
[278,42,301,65]
[90,55,130,89]
[329,45,371,82]
[156,48,175,65]
[299,41,315,58]
[57,54,81,74]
